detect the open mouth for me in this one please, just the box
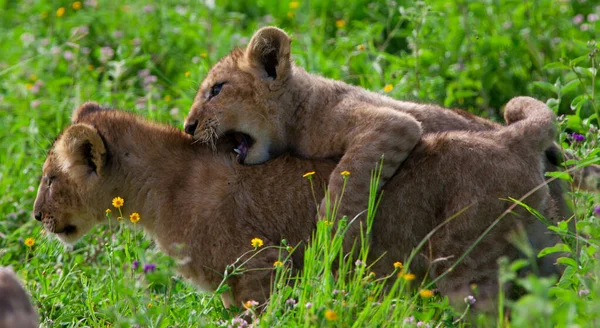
[56,224,77,235]
[226,132,254,164]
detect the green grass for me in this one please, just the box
[1,0,600,326]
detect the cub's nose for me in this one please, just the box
[34,211,42,221]
[184,120,199,136]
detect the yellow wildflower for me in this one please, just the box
[289,1,300,9]
[185,71,191,77]
[335,20,346,28]
[402,273,415,281]
[358,44,365,51]
[130,212,141,224]
[112,196,124,208]
[24,238,35,247]
[393,261,403,270]
[273,260,283,268]
[147,303,152,308]
[164,95,171,102]
[340,170,350,176]
[72,1,82,10]
[251,237,264,248]
[106,209,111,214]
[369,272,376,278]
[287,11,295,18]
[419,289,434,298]
[325,309,338,321]
[303,171,316,178]
[244,300,258,308]
[56,7,65,17]
[30,74,38,81]
[117,217,123,221]
[87,64,94,71]
[25,83,33,90]
[383,84,393,93]
[200,52,207,58]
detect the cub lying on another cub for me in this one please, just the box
[34,97,556,310]
[184,26,567,252]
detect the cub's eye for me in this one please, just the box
[209,82,225,100]
[46,175,55,186]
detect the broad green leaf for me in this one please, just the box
[538,243,571,258]
[545,171,573,182]
[556,257,578,268]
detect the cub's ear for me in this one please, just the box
[244,26,292,82]
[72,102,106,123]
[53,123,107,182]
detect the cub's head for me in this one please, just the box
[33,103,110,244]
[184,26,292,165]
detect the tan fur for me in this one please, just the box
[0,267,38,328]
[35,99,558,310]
[183,27,573,252]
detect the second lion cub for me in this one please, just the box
[184,27,423,242]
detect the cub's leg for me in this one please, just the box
[299,102,422,253]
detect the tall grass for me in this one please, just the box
[2,0,600,327]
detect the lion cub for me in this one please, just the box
[183,27,563,250]
[184,27,425,244]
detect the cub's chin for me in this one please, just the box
[54,221,93,245]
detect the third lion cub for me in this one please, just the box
[183,27,551,250]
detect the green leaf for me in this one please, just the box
[545,171,573,182]
[560,79,581,94]
[538,243,571,258]
[570,94,587,111]
[533,81,557,93]
[543,62,570,70]
[556,257,578,268]
[570,55,588,66]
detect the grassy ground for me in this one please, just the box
[1,0,600,327]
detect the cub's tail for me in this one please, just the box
[500,96,557,153]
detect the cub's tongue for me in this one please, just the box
[233,133,249,164]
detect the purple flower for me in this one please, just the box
[285,298,296,307]
[132,38,142,46]
[137,69,151,78]
[403,316,415,324]
[132,260,139,270]
[593,206,600,216]
[143,5,154,13]
[30,80,43,94]
[464,295,476,305]
[230,317,248,328]
[63,50,74,61]
[305,302,312,309]
[81,47,90,55]
[355,259,365,267]
[144,75,158,85]
[332,289,345,296]
[113,31,124,39]
[579,289,590,297]
[100,46,114,62]
[573,14,584,25]
[588,13,599,23]
[30,100,41,108]
[143,263,156,273]
[572,133,585,142]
